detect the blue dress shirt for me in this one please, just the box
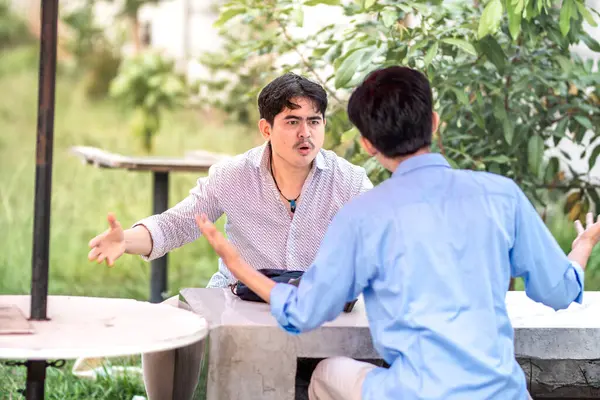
[270,153,584,400]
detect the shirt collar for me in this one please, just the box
[392,153,451,177]
[252,142,328,171]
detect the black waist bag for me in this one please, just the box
[230,268,358,313]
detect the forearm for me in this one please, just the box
[225,255,276,302]
[568,239,594,270]
[124,225,153,257]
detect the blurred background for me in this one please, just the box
[0,0,599,397]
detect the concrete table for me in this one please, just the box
[180,288,600,400]
[0,295,208,398]
[70,146,230,303]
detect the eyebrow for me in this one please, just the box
[283,115,323,121]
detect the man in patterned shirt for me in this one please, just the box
[86,73,373,399]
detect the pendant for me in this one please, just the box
[289,199,296,213]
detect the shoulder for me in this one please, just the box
[208,145,264,179]
[319,149,370,185]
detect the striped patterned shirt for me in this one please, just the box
[135,142,373,288]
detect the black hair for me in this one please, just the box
[258,73,328,125]
[347,66,433,158]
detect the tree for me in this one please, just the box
[107,0,162,52]
[201,0,600,221]
[110,51,187,152]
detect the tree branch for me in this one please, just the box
[275,19,344,105]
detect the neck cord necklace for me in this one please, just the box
[270,154,299,213]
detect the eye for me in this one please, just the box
[310,120,321,125]
[288,120,298,125]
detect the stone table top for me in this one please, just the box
[181,288,600,359]
[0,295,208,360]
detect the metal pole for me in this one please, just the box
[25,361,47,400]
[30,0,59,320]
[150,172,169,303]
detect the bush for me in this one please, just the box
[82,45,122,100]
[0,0,32,50]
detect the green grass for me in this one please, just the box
[0,359,145,400]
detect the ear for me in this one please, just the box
[259,119,271,141]
[432,111,440,134]
[359,136,378,156]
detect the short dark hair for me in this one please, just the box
[347,66,433,158]
[258,73,328,125]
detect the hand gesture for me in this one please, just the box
[573,212,600,251]
[88,213,126,267]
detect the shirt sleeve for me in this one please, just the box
[134,164,224,261]
[509,183,584,310]
[358,169,374,194]
[270,206,375,334]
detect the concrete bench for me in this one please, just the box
[180,289,600,400]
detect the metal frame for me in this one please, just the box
[24,0,59,398]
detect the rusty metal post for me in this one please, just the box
[30,0,59,322]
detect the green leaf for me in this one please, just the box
[575,1,598,27]
[581,32,600,52]
[451,88,469,106]
[335,48,372,89]
[527,135,544,176]
[589,144,600,170]
[292,8,304,27]
[479,36,506,72]
[544,157,560,184]
[213,7,245,28]
[507,7,522,40]
[381,9,398,28]
[442,38,477,56]
[589,189,600,214]
[305,0,341,6]
[575,115,593,131]
[478,0,504,39]
[364,0,377,9]
[503,118,514,145]
[341,127,359,142]
[424,42,438,66]
[555,55,572,73]
[485,155,512,164]
[560,0,575,36]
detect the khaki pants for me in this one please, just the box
[308,357,376,400]
[142,295,205,400]
[308,356,536,400]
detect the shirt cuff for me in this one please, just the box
[132,217,165,261]
[270,283,301,335]
[568,261,585,304]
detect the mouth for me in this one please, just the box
[296,143,313,155]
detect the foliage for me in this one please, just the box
[0,0,32,50]
[110,51,187,152]
[207,0,600,221]
[61,0,124,99]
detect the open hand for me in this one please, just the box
[88,213,126,267]
[195,214,239,262]
[573,212,600,250]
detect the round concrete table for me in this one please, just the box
[0,295,208,399]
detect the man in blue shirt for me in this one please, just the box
[195,66,600,400]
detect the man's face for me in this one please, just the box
[260,97,325,168]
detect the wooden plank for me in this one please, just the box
[0,305,34,335]
[70,146,230,173]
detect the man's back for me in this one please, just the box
[348,153,582,399]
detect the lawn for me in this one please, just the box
[0,45,259,399]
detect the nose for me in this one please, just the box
[298,121,311,139]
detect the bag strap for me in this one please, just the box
[229,283,238,296]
